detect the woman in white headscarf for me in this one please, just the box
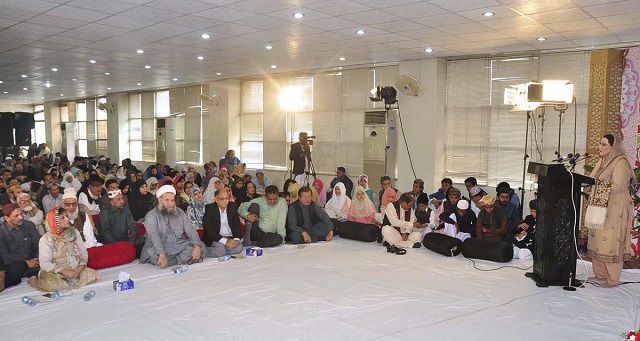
[146,177,159,196]
[202,177,220,205]
[60,171,82,192]
[324,182,351,221]
[357,174,375,203]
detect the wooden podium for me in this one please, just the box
[525,162,595,287]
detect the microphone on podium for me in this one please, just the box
[553,153,573,162]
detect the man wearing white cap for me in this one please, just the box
[56,187,101,248]
[16,192,44,235]
[140,185,205,268]
[98,189,142,247]
[438,199,476,241]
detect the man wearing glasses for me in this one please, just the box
[57,188,101,248]
[16,193,44,235]
[202,188,243,258]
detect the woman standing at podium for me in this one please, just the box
[585,134,635,288]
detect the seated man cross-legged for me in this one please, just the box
[202,188,244,257]
[140,185,205,268]
[238,185,286,248]
[381,192,423,250]
[287,186,333,244]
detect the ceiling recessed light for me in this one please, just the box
[337,66,342,69]
[51,67,58,72]
[136,49,144,54]
[482,11,495,17]
[107,87,111,90]
[339,57,346,61]
[72,78,77,81]
[197,56,204,60]
[60,94,64,96]
[137,82,142,86]
[173,78,178,81]
[293,13,304,19]
[105,72,110,75]
[356,30,365,35]
[270,65,277,69]
[537,37,547,41]
[40,96,44,99]
[81,91,85,94]
[265,45,273,50]
[144,65,151,69]
[201,33,210,39]
[0,80,3,84]
[89,60,96,63]
[23,99,28,102]
[216,72,222,76]
[425,47,433,53]
[45,82,51,88]
[23,87,28,90]
[3,91,7,94]
[21,74,28,78]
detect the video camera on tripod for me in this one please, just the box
[299,132,316,147]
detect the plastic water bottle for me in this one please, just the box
[52,290,73,299]
[21,296,37,306]
[217,255,232,262]
[173,265,189,274]
[83,290,96,301]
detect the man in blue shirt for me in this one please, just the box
[497,186,521,241]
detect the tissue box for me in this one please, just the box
[113,279,135,291]
[246,247,262,257]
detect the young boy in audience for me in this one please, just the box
[513,199,537,253]
[414,193,436,235]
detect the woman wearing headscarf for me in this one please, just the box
[381,187,399,211]
[283,179,296,198]
[186,185,206,230]
[357,174,375,203]
[28,207,100,292]
[287,183,302,205]
[146,177,159,196]
[324,182,351,221]
[143,165,164,181]
[217,166,232,185]
[129,182,155,222]
[585,134,635,288]
[312,179,327,207]
[253,170,272,195]
[119,180,131,197]
[348,186,377,224]
[179,180,193,210]
[61,171,82,192]
[200,177,219,205]
[232,178,249,204]
[231,163,247,182]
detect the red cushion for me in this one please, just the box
[197,229,203,239]
[240,220,245,237]
[92,214,99,227]
[87,241,136,270]
[136,223,146,237]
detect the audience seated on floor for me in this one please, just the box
[327,167,354,201]
[57,188,101,248]
[287,186,333,244]
[415,193,436,235]
[140,185,205,268]
[17,192,44,236]
[496,185,522,241]
[476,194,508,241]
[429,178,452,207]
[324,182,351,222]
[238,185,286,248]
[0,203,40,291]
[439,200,476,241]
[187,185,205,230]
[202,188,243,258]
[376,175,397,213]
[98,189,144,249]
[347,186,377,225]
[29,207,99,292]
[381,192,422,250]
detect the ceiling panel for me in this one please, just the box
[0,0,638,104]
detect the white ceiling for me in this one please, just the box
[1,0,639,105]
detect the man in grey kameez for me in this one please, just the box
[140,185,205,268]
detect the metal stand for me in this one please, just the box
[519,110,532,217]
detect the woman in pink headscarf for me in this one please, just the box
[312,179,326,207]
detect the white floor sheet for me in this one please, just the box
[1,238,639,341]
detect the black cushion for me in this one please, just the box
[461,238,513,263]
[422,233,462,257]
[337,221,378,242]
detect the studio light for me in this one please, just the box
[369,86,397,105]
[280,87,303,112]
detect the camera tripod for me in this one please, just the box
[289,146,316,186]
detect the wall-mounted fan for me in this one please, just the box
[199,94,221,107]
[395,75,424,97]
[97,102,114,114]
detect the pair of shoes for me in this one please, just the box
[187,257,203,265]
[413,242,421,249]
[386,244,407,255]
[382,241,390,247]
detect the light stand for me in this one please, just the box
[519,110,533,217]
[554,103,568,161]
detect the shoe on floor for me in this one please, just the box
[413,242,421,248]
[382,241,390,247]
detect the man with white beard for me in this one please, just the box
[140,185,205,268]
[16,192,44,235]
[55,188,101,248]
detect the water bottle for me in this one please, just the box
[52,290,73,299]
[83,290,96,301]
[217,255,232,262]
[173,265,189,274]
[21,296,37,306]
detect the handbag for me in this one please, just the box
[585,179,611,230]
